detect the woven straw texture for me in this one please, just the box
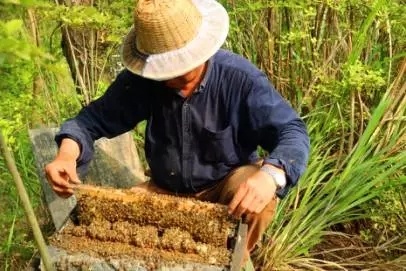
[135,0,202,54]
[122,0,229,80]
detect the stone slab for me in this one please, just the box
[29,128,145,231]
[41,246,225,271]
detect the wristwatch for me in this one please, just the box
[260,164,287,190]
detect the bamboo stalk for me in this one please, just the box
[0,130,55,271]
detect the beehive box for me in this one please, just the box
[47,185,242,271]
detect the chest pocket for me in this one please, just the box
[200,125,239,164]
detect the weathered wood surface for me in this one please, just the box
[29,128,145,231]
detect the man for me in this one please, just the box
[45,0,310,265]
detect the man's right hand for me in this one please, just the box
[45,138,81,198]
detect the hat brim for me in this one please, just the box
[121,0,229,81]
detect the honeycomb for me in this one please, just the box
[49,184,237,268]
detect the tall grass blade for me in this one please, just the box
[4,213,17,271]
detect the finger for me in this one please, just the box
[56,189,74,198]
[46,169,72,190]
[234,189,256,217]
[64,165,81,184]
[245,196,263,214]
[254,198,267,214]
[48,172,70,189]
[228,184,248,215]
[52,183,74,196]
[51,181,73,192]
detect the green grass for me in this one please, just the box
[2,210,16,270]
[254,78,406,270]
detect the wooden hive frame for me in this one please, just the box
[50,184,240,269]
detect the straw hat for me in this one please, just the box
[121,0,229,81]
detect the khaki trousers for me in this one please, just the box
[134,164,278,261]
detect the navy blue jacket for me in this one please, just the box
[56,49,310,197]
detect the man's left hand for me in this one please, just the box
[228,167,279,217]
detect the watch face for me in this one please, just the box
[260,165,286,189]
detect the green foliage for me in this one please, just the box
[223,0,406,269]
[341,61,386,94]
[362,187,406,244]
[0,0,404,269]
[0,21,48,64]
[223,0,405,108]
[0,63,35,147]
[37,0,134,45]
[0,1,80,268]
[34,0,134,103]
[1,0,38,5]
[3,213,16,270]
[257,91,406,270]
[0,133,42,270]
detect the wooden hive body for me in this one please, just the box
[49,185,238,270]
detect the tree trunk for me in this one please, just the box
[58,0,111,105]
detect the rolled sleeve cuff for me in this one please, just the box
[55,119,94,171]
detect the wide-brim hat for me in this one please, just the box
[121,0,229,81]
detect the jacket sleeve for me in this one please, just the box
[246,74,310,197]
[55,70,151,170]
